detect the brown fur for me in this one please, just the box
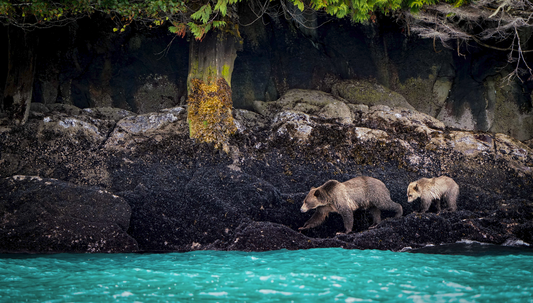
[299,176,403,234]
[407,176,459,213]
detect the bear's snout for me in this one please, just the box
[300,204,308,213]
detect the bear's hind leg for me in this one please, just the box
[368,207,381,228]
[444,194,458,212]
[446,185,459,211]
[337,207,354,235]
[389,202,403,218]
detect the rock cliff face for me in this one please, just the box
[1,10,532,140]
[1,90,532,253]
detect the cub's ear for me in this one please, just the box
[414,184,419,192]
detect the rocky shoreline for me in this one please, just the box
[1,89,532,253]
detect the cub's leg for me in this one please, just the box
[445,186,459,211]
[418,198,432,214]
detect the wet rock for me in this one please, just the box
[0,175,138,253]
[82,107,136,121]
[356,104,445,134]
[104,106,187,151]
[205,221,354,252]
[133,74,182,114]
[318,101,353,124]
[47,103,83,116]
[41,114,113,144]
[30,102,51,114]
[449,131,493,157]
[252,89,346,118]
[271,110,315,142]
[232,109,269,133]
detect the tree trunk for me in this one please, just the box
[187,28,241,150]
[2,26,37,125]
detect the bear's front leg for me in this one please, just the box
[434,199,442,214]
[418,198,432,214]
[299,206,330,231]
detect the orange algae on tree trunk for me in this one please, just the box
[187,78,237,150]
[186,28,240,150]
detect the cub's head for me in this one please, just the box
[407,182,421,202]
[301,187,328,213]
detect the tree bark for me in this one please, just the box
[187,28,241,150]
[2,26,37,125]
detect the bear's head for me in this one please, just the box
[301,187,328,213]
[407,182,421,202]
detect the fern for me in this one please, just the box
[214,0,229,16]
[190,4,212,24]
[212,20,227,28]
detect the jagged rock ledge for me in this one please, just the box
[1,89,532,253]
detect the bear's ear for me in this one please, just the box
[314,189,321,198]
[414,184,419,192]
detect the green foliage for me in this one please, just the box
[444,0,470,7]
[0,0,189,28]
[169,21,187,37]
[214,0,229,16]
[299,0,439,23]
[0,0,447,40]
[190,4,212,24]
[0,0,232,40]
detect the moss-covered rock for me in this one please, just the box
[332,79,415,110]
[484,74,533,141]
[394,66,452,118]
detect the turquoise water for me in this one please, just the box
[1,245,532,302]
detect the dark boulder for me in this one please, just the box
[0,176,138,253]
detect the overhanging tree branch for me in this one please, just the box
[406,0,533,82]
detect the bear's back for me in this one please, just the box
[343,176,391,203]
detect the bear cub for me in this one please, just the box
[299,176,403,234]
[407,176,459,213]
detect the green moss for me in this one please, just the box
[221,64,231,87]
[395,66,440,116]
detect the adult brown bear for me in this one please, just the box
[299,176,403,234]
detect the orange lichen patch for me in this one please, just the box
[187,77,237,150]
